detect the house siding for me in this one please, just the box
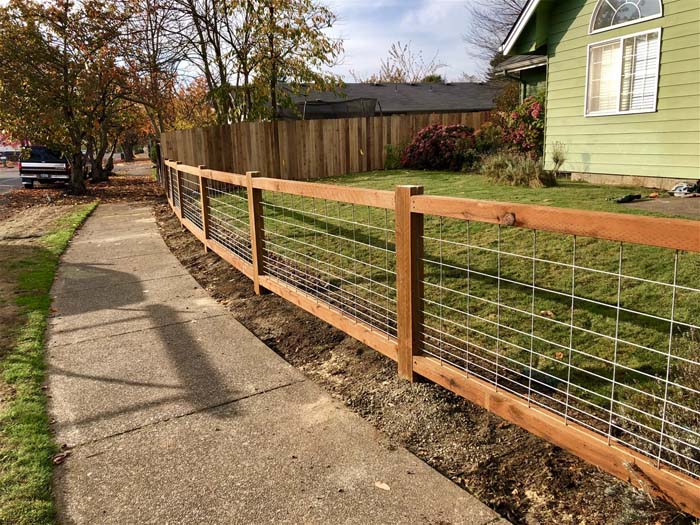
[544,0,700,180]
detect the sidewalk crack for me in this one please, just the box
[68,379,307,450]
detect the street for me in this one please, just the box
[0,167,21,194]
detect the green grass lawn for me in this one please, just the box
[324,169,674,215]
[0,203,96,525]
[191,170,699,477]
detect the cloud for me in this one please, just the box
[325,0,488,81]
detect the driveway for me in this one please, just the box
[0,168,21,194]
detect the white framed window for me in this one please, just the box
[590,0,663,34]
[585,29,661,116]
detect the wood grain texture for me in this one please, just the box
[396,186,424,382]
[251,177,395,209]
[160,111,491,181]
[198,167,210,253]
[246,171,266,295]
[411,195,700,252]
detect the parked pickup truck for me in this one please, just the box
[19,146,71,189]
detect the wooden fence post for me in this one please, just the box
[198,165,210,253]
[175,162,184,222]
[246,171,266,295]
[395,185,424,382]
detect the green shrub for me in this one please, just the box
[480,151,556,188]
[383,143,405,170]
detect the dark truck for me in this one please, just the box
[19,146,71,189]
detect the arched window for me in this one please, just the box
[590,0,662,33]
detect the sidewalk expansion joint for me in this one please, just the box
[63,250,168,262]
[48,313,230,348]
[71,379,307,451]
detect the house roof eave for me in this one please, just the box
[499,0,542,56]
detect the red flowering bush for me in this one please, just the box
[400,124,475,171]
[500,94,545,157]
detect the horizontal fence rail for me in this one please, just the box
[161,159,700,517]
[160,111,491,181]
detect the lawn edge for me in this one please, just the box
[0,201,98,525]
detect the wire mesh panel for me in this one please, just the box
[171,168,180,209]
[164,166,172,201]
[260,191,398,339]
[420,215,700,479]
[206,179,252,263]
[179,173,203,230]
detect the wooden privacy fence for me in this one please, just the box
[161,159,700,516]
[160,111,491,181]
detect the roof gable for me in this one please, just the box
[500,0,553,55]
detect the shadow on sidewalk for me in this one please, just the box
[50,261,236,431]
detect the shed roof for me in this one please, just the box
[286,82,500,114]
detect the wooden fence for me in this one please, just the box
[160,111,491,181]
[160,158,700,517]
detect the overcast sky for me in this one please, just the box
[325,0,487,83]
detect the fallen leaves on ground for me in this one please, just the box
[0,171,163,221]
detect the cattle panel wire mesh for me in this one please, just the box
[171,168,180,209]
[260,191,397,339]
[206,179,252,263]
[164,166,172,201]
[179,173,203,230]
[421,216,700,479]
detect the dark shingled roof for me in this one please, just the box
[287,82,501,115]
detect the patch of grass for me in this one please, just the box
[0,203,97,525]
[324,169,671,216]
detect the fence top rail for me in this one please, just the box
[165,159,395,209]
[411,194,700,253]
[207,169,247,187]
[250,177,395,209]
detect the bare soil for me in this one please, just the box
[627,196,700,218]
[155,201,692,525]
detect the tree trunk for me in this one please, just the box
[69,151,85,194]
[268,4,277,120]
[121,140,135,162]
[92,126,111,182]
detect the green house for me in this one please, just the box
[499,0,700,189]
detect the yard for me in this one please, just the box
[326,169,694,216]
[196,168,700,484]
[164,167,700,523]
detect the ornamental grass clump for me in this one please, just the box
[480,151,557,188]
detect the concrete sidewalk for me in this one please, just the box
[47,203,507,524]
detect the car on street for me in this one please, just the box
[19,146,71,189]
